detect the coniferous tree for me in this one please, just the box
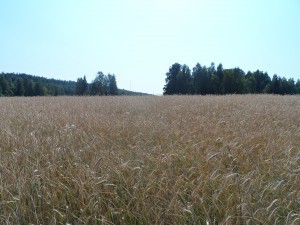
[103,75,109,95]
[15,78,25,96]
[0,75,9,96]
[197,66,209,94]
[279,78,296,94]
[296,80,300,94]
[223,68,245,94]
[82,76,88,94]
[163,63,181,95]
[244,71,256,93]
[164,62,297,95]
[27,80,35,96]
[192,63,202,94]
[176,65,191,94]
[108,74,118,95]
[35,82,46,96]
[252,70,271,93]
[75,76,88,95]
[270,75,280,94]
[210,63,224,94]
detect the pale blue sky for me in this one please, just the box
[1,0,299,94]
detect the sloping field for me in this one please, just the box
[0,95,299,224]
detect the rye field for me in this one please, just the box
[0,95,299,225]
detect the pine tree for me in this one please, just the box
[163,63,181,95]
[15,78,25,96]
[75,76,88,95]
[108,74,118,95]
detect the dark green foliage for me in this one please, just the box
[34,82,47,96]
[164,62,298,95]
[108,74,118,95]
[192,63,209,95]
[163,64,193,95]
[210,63,223,94]
[271,76,297,95]
[0,72,76,96]
[75,76,88,95]
[163,63,182,95]
[90,71,106,95]
[296,80,300,94]
[89,71,119,96]
[15,78,25,96]
[223,68,245,94]
[0,74,13,96]
[176,65,192,94]
[0,71,121,97]
[24,78,35,96]
[244,70,271,94]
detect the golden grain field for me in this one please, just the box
[0,95,299,224]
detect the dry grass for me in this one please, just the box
[0,95,299,224]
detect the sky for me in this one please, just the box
[1,0,299,94]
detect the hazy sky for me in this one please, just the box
[1,0,299,94]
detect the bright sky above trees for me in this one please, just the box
[1,0,299,94]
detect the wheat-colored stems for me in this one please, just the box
[0,95,299,224]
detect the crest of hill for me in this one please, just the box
[0,72,150,96]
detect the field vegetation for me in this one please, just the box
[0,95,299,224]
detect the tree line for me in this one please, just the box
[164,63,300,95]
[0,72,118,97]
[75,72,118,96]
[0,73,76,96]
